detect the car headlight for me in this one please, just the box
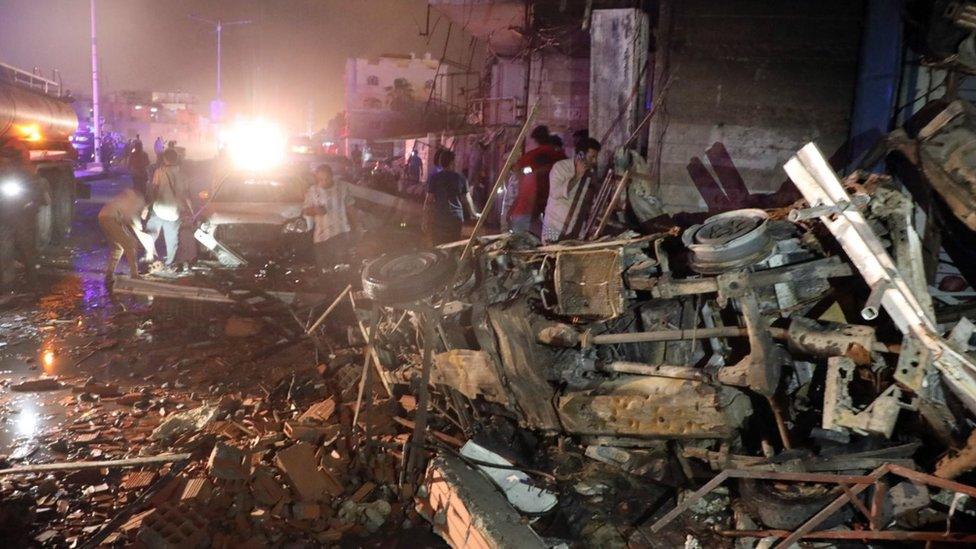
[282,217,309,233]
[1,179,24,198]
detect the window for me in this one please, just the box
[364,97,382,109]
[366,75,379,86]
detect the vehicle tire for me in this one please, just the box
[35,204,52,248]
[361,249,454,305]
[738,478,853,530]
[49,170,75,244]
[0,230,15,289]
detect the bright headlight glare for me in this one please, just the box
[221,119,287,172]
[282,217,309,233]
[1,179,23,198]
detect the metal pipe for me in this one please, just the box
[601,361,706,381]
[89,0,101,163]
[589,325,760,346]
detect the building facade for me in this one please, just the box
[103,90,211,157]
[343,53,440,145]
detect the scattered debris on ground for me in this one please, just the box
[6,131,976,547]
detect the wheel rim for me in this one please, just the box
[378,252,437,280]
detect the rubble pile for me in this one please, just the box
[5,137,976,547]
[0,345,448,546]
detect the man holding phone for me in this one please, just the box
[302,164,353,270]
[541,137,601,244]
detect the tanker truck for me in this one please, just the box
[1,62,84,286]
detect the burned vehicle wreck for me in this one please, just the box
[352,143,976,546]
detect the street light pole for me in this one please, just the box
[89,0,102,167]
[189,15,250,120]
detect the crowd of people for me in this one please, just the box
[419,125,602,247]
[96,126,604,283]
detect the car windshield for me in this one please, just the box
[214,174,307,203]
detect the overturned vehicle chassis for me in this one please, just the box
[356,143,976,544]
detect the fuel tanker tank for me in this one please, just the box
[0,80,78,144]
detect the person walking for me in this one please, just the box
[422,149,479,246]
[126,140,151,196]
[302,164,354,271]
[145,149,189,270]
[98,188,155,284]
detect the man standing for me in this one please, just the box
[422,150,479,246]
[542,137,601,244]
[126,140,151,196]
[302,164,354,270]
[153,137,165,161]
[146,149,189,270]
[98,188,155,284]
[506,125,565,234]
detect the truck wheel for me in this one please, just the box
[361,249,454,305]
[50,169,75,244]
[738,478,853,530]
[0,230,15,289]
[35,204,53,248]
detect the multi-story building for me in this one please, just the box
[103,90,209,156]
[342,53,439,144]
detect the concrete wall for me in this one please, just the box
[590,8,649,165]
[648,0,865,212]
[528,51,590,149]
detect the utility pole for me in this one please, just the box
[89,0,101,167]
[189,15,251,121]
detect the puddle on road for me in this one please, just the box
[0,266,141,458]
[0,339,72,460]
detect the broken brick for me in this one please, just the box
[250,468,288,506]
[298,398,336,423]
[275,442,343,502]
[138,503,210,549]
[122,470,157,490]
[208,442,246,480]
[292,502,321,521]
[283,420,330,444]
[180,477,214,503]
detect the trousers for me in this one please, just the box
[146,214,181,265]
[99,214,139,278]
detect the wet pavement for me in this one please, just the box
[0,172,140,457]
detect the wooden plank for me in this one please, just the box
[649,470,730,533]
[774,465,888,549]
[0,453,190,475]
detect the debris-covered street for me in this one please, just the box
[7,1,976,548]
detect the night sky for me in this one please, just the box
[0,0,477,130]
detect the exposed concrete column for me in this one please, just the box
[589,8,650,163]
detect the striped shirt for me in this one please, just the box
[304,182,352,243]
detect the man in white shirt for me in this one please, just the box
[146,149,190,268]
[541,137,601,244]
[302,164,354,270]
